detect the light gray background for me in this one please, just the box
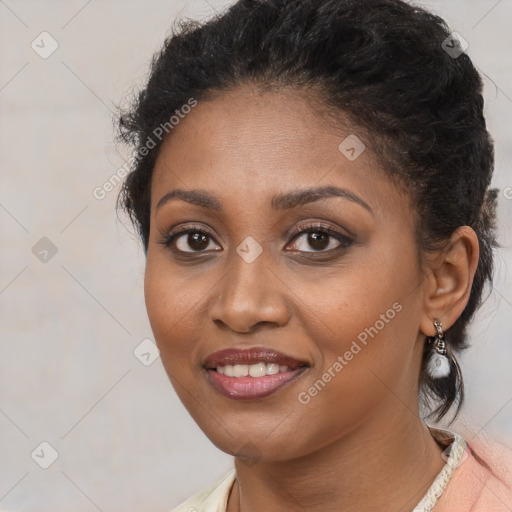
[1,0,511,511]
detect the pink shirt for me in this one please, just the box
[434,428,512,511]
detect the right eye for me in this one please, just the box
[158,226,221,254]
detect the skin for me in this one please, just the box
[144,84,479,512]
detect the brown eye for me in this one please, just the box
[176,232,212,252]
[287,223,354,253]
[289,231,341,252]
[159,226,221,253]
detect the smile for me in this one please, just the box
[203,347,309,400]
[206,367,308,400]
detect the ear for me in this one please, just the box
[419,226,480,337]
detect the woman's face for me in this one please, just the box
[145,85,429,461]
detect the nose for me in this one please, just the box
[209,249,291,334]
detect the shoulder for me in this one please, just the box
[169,468,236,512]
[436,430,512,511]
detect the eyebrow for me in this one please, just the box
[155,185,373,214]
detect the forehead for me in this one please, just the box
[150,86,399,216]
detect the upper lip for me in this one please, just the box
[203,347,309,369]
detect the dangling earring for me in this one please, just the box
[426,319,451,379]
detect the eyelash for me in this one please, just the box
[158,221,354,256]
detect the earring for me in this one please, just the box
[426,319,451,379]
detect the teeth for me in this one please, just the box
[215,362,291,377]
[233,364,248,377]
[249,362,266,377]
[266,363,280,375]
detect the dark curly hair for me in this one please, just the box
[116,0,499,422]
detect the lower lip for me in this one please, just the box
[206,367,308,400]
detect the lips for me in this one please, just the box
[203,347,308,369]
[203,347,309,400]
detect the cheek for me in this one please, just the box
[288,271,421,454]
[143,255,202,366]
[299,237,421,393]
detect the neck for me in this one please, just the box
[227,408,446,512]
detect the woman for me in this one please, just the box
[116,0,512,510]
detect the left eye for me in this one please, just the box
[288,227,351,252]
